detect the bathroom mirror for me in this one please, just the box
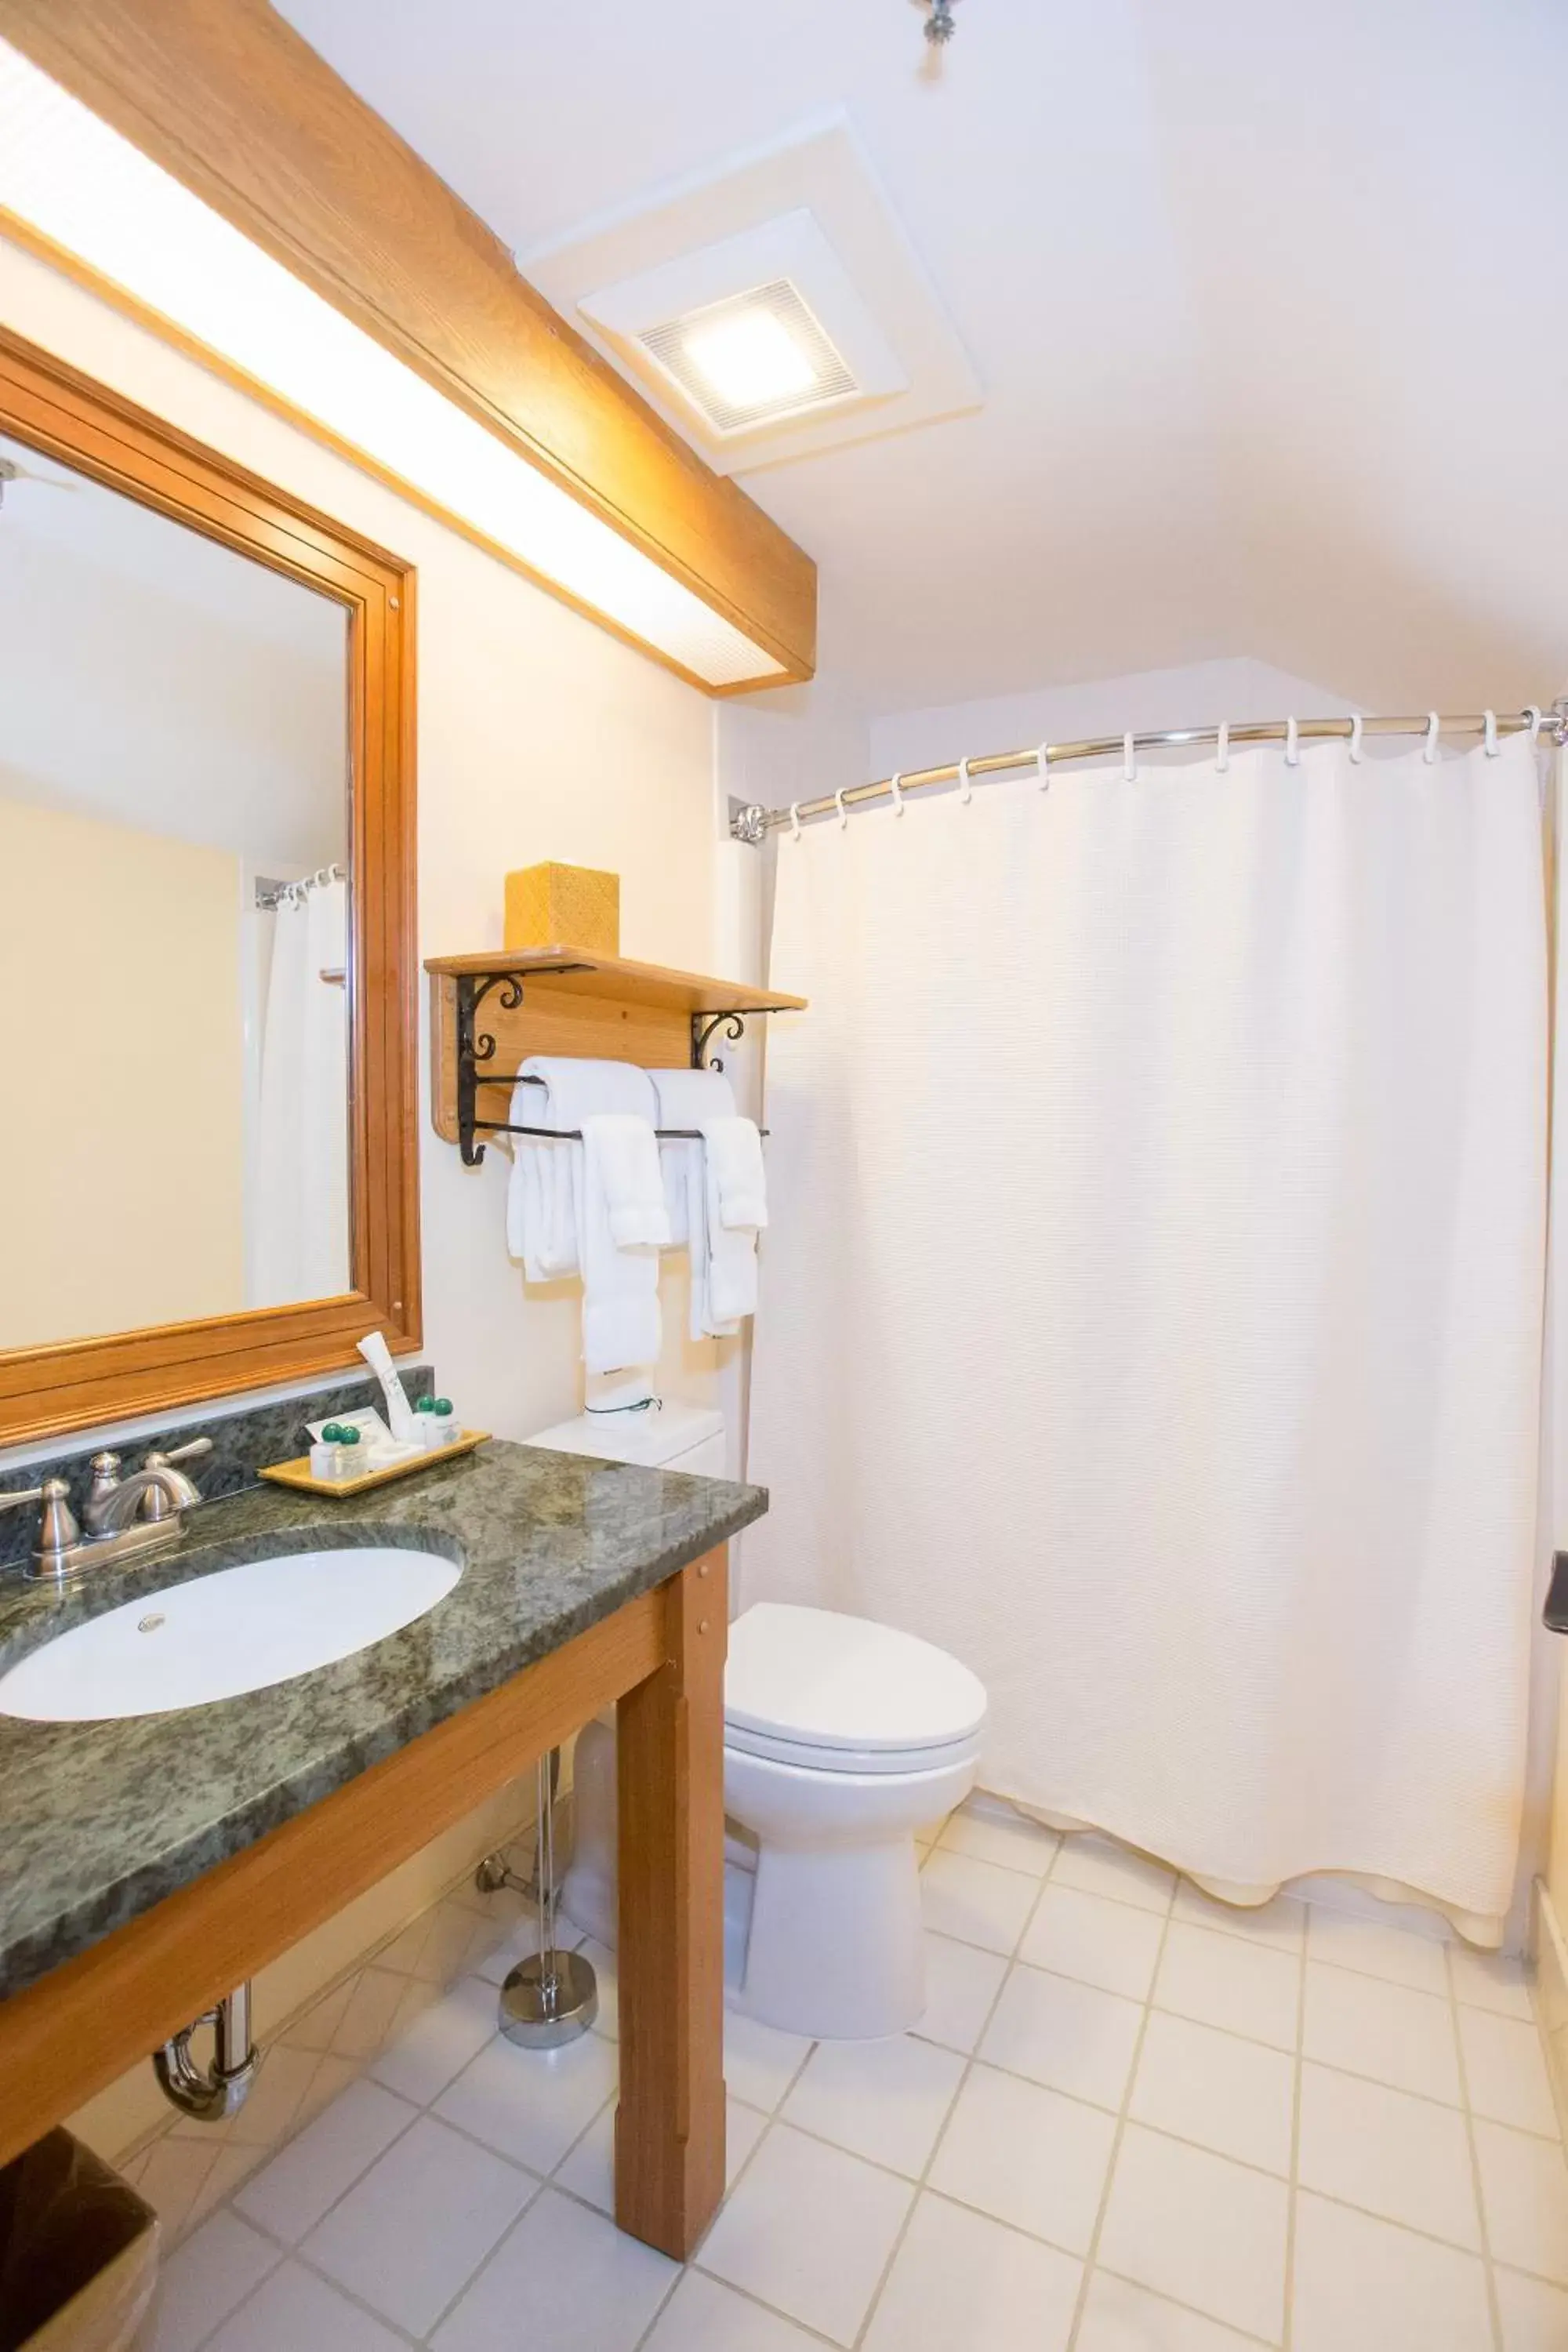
[0,328,419,1443]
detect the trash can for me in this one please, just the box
[0,2131,160,2351]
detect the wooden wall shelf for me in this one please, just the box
[423,946,806,1165]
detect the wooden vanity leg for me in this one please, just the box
[614,1546,728,2259]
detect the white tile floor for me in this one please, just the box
[145,1799,1568,2352]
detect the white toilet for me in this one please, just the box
[528,1403,989,2041]
[722,1600,987,2038]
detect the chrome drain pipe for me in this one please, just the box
[153,1983,257,2122]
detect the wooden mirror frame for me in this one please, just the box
[0,326,420,1444]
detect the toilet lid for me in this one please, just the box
[724,1603,988,1756]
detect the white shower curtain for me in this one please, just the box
[253,873,350,1305]
[747,731,1548,1940]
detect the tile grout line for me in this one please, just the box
[672,2022,823,2346]
[1280,1906,1307,2349]
[183,1962,1539,2344]
[1447,1937,1508,2352]
[844,1825,1067,2351]
[1062,1862,1181,2352]
[180,1812,1541,2349]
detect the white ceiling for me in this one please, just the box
[277,0,1568,717]
[0,432,347,868]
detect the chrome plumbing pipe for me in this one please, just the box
[153,1982,257,2122]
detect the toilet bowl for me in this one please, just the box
[721,1602,986,2038]
[562,1595,987,2041]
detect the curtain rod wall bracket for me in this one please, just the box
[728,799,769,847]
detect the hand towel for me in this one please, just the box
[649,1069,735,1252]
[700,1116,768,1231]
[576,1119,663,1372]
[506,1074,575,1282]
[505,1059,666,1372]
[586,1113,670,1248]
[704,1142,759,1326]
[650,1069,740,1339]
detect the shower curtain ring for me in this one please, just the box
[1123,731,1138,783]
[789,802,802,840]
[889,771,906,816]
[1424,711,1439,764]
[1036,742,1051,792]
[1526,705,1544,747]
[1285,717,1301,768]
[958,755,973,804]
[1348,714,1364,764]
[1215,720,1229,774]
[835,788,849,831]
[1483,710,1500,758]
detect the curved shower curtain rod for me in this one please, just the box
[728,703,1568,843]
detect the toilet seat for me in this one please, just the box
[724,1602,988,1772]
[724,1719,982,1777]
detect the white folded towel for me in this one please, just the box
[506,1074,575,1281]
[576,1120,663,1372]
[648,1074,768,1335]
[700,1116,768,1231]
[649,1069,735,1254]
[505,1058,666,1372]
[704,1141,758,1326]
[586,1114,670,1248]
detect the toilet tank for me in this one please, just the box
[523,1399,728,1478]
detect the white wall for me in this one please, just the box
[870,657,1353,779]
[0,231,728,1446]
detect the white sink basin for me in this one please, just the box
[0,1546,461,1722]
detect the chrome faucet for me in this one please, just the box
[0,1438,212,1584]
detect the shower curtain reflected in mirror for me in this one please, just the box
[747,731,1548,1944]
[252,869,350,1306]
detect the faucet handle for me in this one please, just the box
[37,1479,81,1567]
[88,1452,122,1508]
[1,1480,80,1576]
[138,1438,210,1522]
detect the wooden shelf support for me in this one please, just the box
[423,946,806,1163]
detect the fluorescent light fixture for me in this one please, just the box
[686,307,818,410]
[0,39,784,688]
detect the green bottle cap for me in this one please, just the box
[321,1424,344,1443]
[415,1394,437,1413]
[339,1427,361,1447]
[434,1397,453,1417]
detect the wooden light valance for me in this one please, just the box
[0,0,817,693]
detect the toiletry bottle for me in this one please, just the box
[337,1428,361,1477]
[432,1398,459,1446]
[309,1425,342,1480]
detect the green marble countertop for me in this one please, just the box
[0,1439,765,1999]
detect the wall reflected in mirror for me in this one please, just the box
[0,430,352,1352]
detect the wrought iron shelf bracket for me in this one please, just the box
[449,968,796,1166]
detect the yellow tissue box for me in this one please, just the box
[504,862,620,956]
